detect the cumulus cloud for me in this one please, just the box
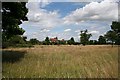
[63,0,118,25]
[26,0,118,28]
[26,1,61,29]
[21,0,118,41]
[64,29,71,32]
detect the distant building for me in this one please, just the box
[50,37,58,43]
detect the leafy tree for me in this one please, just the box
[45,37,50,45]
[111,21,120,34]
[80,29,92,46]
[58,40,66,45]
[9,35,25,44]
[23,36,27,42]
[105,21,120,45]
[71,37,75,43]
[54,37,59,45]
[70,37,75,44]
[89,40,94,45]
[88,40,98,45]
[2,2,28,41]
[105,30,116,45]
[29,38,40,45]
[67,37,75,45]
[111,21,120,45]
[98,35,106,44]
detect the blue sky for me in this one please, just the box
[20,0,118,42]
[42,2,89,18]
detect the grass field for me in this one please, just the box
[2,45,118,78]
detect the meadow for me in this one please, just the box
[2,45,118,78]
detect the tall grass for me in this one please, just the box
[2,45,118,78]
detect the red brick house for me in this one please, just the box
[50,37,58,43]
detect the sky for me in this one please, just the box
[19,0,118,42]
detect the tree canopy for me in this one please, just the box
[98,35,106,44]
[105,21,120,45]
[2,2,28,41]
[80,29,92,46]
[44,37,50,45]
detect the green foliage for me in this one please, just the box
[67,37,75,45]
[105,30,116,44]
[2,2,28,39]
[105,21,120,45]
[2,2,28,47]
[9,35,25,44]
[98,35,106,44]
[111,21,120,33]
[44,37,50,45]
[2,35,33,48]
[2,35,25,48]
[23,36,27,42]
[58,40,66,45]
[88,40,98,45]
[111,21,120,45]
[29,38,40,45]
[80,29,92,46]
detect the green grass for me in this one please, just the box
[2,45,118,78]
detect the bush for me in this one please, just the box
[2,37,34,48]
[9,35,25,44]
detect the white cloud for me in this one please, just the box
[64,29,71,32]
[89,30,99,34]
[21,0,118,41]
[40,29,50,32]
[26,1,61,29]
[63,0,118,25]
[27,0,51,7]
[27,0,119,2]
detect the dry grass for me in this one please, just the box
[2,45,118,78]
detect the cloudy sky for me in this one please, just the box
[19,0,118,42]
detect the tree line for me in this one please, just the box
[2,2,120,48]
[24,21,120,46]
[79,21,120,46]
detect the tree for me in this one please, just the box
[54,37,59,45]
[80,29,92,46]
[111,21,120,45]
[105,21,120,45]
[9,35,25,44]
[67,37,75,45]
[88,40,98,45]
[2,2,28,41]
[111,21,120,34]
[2,35,26,48]
[23,36,27,42]
[45,37,50,45]
[105,30,116,45]
[29,38,40,45]
[71,37,75,43]
[70,37,75,45]
[98,35,106,44]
